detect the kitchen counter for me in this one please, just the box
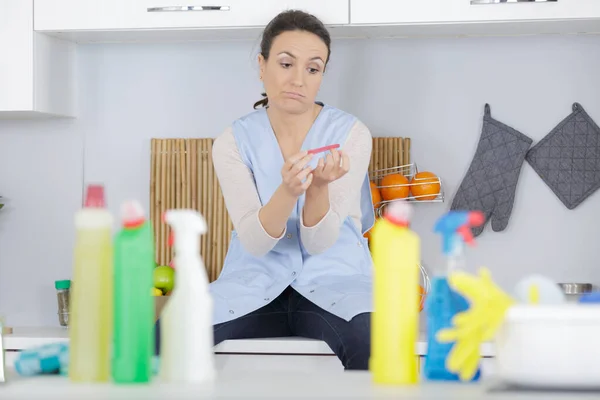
[3,326,496,357]
[0,369,597,399]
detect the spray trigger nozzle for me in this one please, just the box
[456,226,474,246]
[434,211,486,255]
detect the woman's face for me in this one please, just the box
[259,30,328,115]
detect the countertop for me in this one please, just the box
[3,326,496,357]
[0,369,598,399]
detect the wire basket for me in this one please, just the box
[370,163,444,218]
[418,263,431,312]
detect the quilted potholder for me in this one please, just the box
[451,104,533,237]
[525,102,600,210]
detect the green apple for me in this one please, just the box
[154,266,175,293]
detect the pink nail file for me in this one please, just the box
[307,144,340,155]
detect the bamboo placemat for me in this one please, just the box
[150,138,232,282]
[368,137,412,183]
[150,136,411,282]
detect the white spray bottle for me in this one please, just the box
[160,209,215,383]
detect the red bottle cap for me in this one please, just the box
[384,200,413,227]
[84,185,105,208]
[121,200,145,228]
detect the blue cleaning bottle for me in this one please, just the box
[423,211,485,382]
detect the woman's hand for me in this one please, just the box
[311,149,350,188]
[281,151,314,197]
[256,150,312,240]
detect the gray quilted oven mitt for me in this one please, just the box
[526,102,600,210]
[451,104,533,237]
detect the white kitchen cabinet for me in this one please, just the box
[351,0,600,25]
[33,0,600,43]
[34,0,349,31]
[0,0,75,118]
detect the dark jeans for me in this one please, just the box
[154,286,371,370]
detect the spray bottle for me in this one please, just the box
[112,200,155,383]
[69,184,113,382]
[370,200,420,385]
[423,210,485,382]
[159,209,215,383]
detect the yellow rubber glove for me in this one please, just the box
[436,267,516,381]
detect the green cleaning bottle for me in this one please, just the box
[112,200,155,383]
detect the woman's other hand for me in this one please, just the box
[311,149,350,188]
[281,151,314,197]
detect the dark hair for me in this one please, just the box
[253,10,332,109]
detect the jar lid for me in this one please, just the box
[55,280,71,290]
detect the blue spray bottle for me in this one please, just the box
[423,210,485,382]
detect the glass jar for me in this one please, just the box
[55,280,71,327]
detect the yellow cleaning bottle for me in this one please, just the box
[370,200,420,385]
[69,184,114,382]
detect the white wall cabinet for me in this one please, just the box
[34,0,349,31]
[34,0,600,43]
[351,0,600,25]
[0,0,75,118]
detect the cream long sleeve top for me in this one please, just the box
[212,120,373,257]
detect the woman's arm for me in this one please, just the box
[300,120,373,255]
[302,148,349,227]
[257,186,297,238]
[212,128,313,257]
[258,149,314,238]
[302,183,330,228]
[212,128,284,257]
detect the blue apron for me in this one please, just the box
[209,103,375,325]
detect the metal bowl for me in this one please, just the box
[558,283,593,302]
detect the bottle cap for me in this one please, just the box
[55,280,71,290]
[120,200,145,228]
[384,200,412,227]
[84,185,105,208]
